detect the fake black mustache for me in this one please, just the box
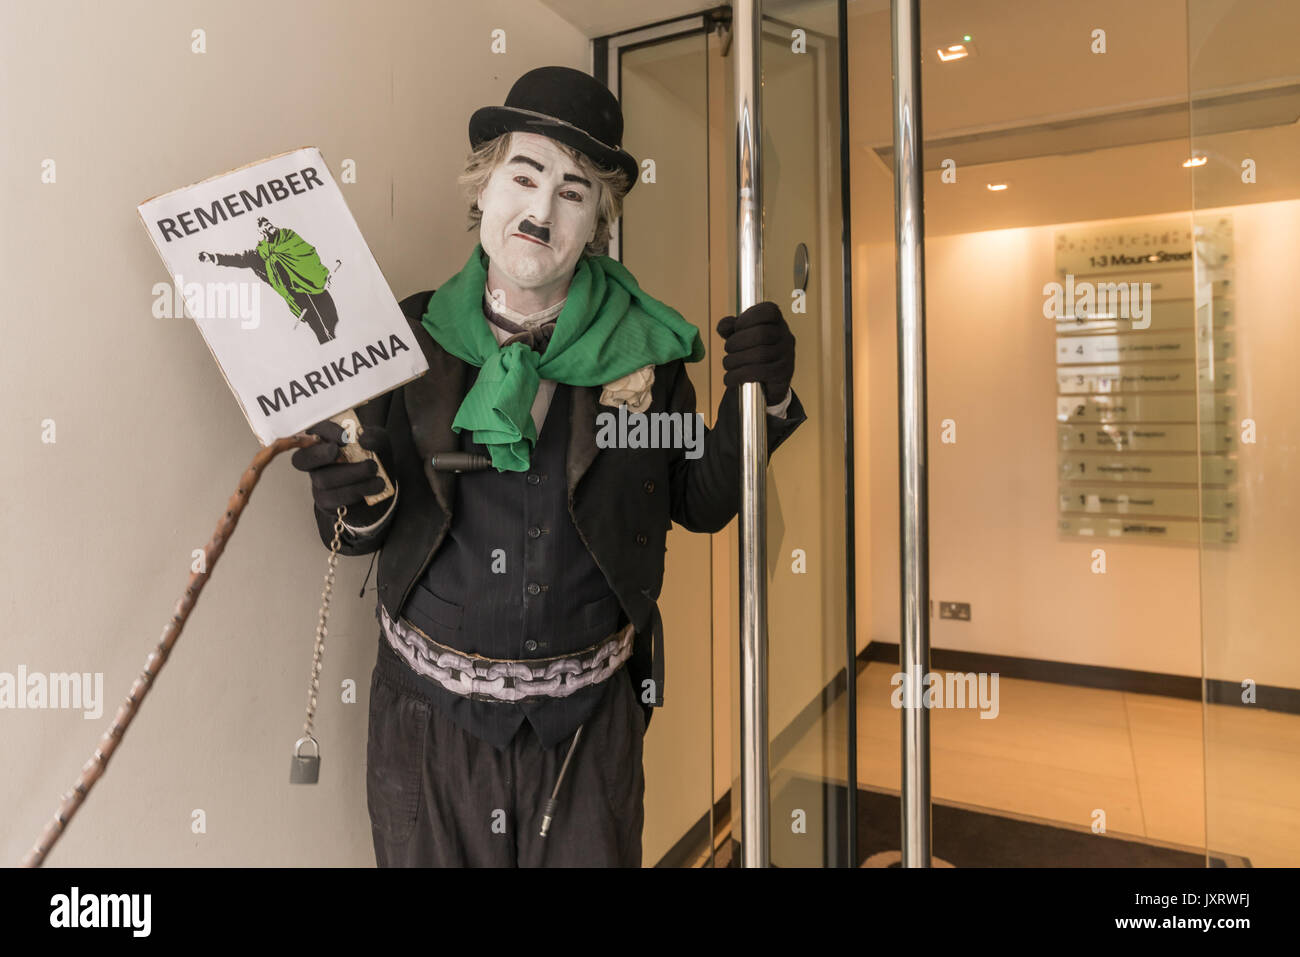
[517,219,550,244]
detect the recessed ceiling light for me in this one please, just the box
[937,43,971,62]
[1183,155,1208,168]
[986,183,1009,191]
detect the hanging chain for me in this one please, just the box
[302,505,346,740]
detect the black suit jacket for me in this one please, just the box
[313,289,808,729]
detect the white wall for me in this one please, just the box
[1,0,590,867]
[858,200,1300,690]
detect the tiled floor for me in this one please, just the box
[779,661,1300,867]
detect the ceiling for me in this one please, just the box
[538,0,716,39]
[538,0,843,41]
[846,0,1300,234]
[539,0,1300,235]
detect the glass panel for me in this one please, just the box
[758,0,853,867]
[618,28,719,867]
[844,0,901,867]
[859,0,1218,866]
[617,3,853,868]
[1188,0,1300,868]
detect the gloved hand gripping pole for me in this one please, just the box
[21,432,324,867]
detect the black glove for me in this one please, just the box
[291,419,394,519]
[716,301,795,405]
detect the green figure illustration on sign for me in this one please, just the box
[199,216,341,343]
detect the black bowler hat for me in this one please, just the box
[469,65,638,193]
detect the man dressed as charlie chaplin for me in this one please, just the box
[292,66,806,867]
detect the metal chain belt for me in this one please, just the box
[379,604,633,702]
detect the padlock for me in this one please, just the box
[290,735,320,785]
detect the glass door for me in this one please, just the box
[755,0,855,868]
[609,15,720,867]
[1188,0,1300,868]
[607,0,856,867]
[848,0,1236,867]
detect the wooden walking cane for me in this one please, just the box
[21,432,323,867]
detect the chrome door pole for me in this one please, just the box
[890,0,933,867]
[734,0,770,869]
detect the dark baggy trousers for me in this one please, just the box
[292,288,339,344]
[365,635,646,867]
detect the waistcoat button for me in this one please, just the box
[526,473,542,486]
[643,479,655,493]
[635,533,648,546]
[527,526,542,539]
[525,640,538,652]
[526,582,542,595]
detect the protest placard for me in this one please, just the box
[138,147,427,444]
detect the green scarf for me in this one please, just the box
[257,228,329,317]
[420,244,705,471]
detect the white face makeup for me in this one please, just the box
[478,132,600,303]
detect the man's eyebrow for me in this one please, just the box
[507,153,591,188]
[508,154,545,173]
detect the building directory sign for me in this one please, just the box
[1053,216,1237,544]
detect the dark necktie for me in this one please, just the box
[483,302,557,354]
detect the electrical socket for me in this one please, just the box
[939,602,971,621]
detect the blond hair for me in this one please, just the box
[459,132,630,257]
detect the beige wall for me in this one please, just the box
[1,0,592,867]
